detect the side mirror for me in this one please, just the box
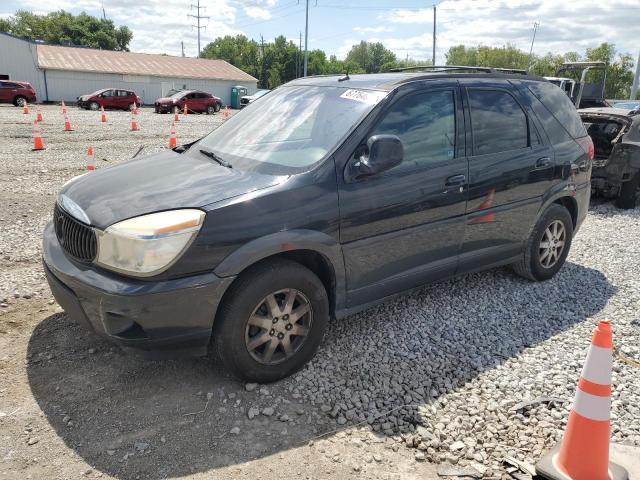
[350,135,403,179]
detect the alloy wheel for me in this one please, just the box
[539,220,566,268]
[244,288,312,365]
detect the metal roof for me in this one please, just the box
[36,44,257,82]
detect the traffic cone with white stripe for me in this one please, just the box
[61,100,67,114]
[130,110,139,131]
[85,147,96,171]
[36,107,43,123]
[174,106,180,122]
[63,113,73,131]
[100,105,107,123]
[536,320,628,480]
[23,102,30,114]
[183,103,188,115]
[168,122,177,149]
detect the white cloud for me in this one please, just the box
[353,26,393,34]
[243,6,271,20]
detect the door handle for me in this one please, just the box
[535,157,552,169]
[445,174,466,186]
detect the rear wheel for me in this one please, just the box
[512,204,573,281]
[14,96,27,107]
[206,105,215,115]
[128,103,136,111]
[214,259,329,383]
[615,171,640,209]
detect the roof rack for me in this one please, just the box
[387,65,529,75]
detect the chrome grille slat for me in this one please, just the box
[53,203,97,262]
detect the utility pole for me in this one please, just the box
[297,32,302,78]
[181,41,185,57]
[304,0,310,76]
[188,0,209,57]
[631,50,640,100]
[432,4,436,66]
[528,22,540,70]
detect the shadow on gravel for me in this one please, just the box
[26,262,615,479]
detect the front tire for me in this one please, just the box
[206,105,215,115]
[14,96,27,107]
[214,259,329,383]
[89,101,100,111]
[214,102,221,113]
[512,204,573,281]
[615,171,640,209]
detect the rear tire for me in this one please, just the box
[615,171,640,209]
[213,259,329,383]
[512,204,573,281]
[14,96,27,107]
[206,105,215,115]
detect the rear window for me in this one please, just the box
[526,81,587,139]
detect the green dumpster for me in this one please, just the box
[231,85,248,109]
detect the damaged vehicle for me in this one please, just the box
[580,107,640,209]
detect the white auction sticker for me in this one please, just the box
[340,89,386,105]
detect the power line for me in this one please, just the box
[188,0,209,57]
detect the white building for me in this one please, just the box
[0,32,258,105]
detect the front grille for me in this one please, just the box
[240,98,249,105]
[53,203,97,262]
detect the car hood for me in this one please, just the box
[156,97,176,104]
[59,149,284,229]
[78,95,92,101]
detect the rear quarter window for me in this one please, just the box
[526,81,587,139]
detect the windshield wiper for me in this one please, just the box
[199,148,232,168]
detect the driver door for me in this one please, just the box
[337,82,469,307]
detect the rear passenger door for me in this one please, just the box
[459,80,554,272]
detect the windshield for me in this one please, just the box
[253,89,270,97]
[195,85,387,174]
[170,91,188,99]
[89,89,108,96]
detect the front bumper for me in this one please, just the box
[42,222,234,358]
[155,103,175,113]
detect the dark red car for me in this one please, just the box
[77,89,142,111]
[0,80,37,106]
[154,90,222,114]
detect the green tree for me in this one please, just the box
[0,10,132,50]
[345,41,397,73]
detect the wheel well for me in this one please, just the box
[553,196,577,228]
[13,95,26,104]
[215,250,337,321]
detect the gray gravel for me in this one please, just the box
[1,104,639,477]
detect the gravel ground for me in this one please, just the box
[0,104,639,479]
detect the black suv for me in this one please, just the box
[43,68,593,382]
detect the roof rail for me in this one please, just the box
[387,65,529,75]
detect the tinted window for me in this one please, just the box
[468,89,529,155]
[373,90,456,170]
[526,81,587,139]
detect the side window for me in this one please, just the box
[526,81,587,140]
[468,89,529,156]
[0,81,7,88]
[102,90,114,97]
[372,90,456,171]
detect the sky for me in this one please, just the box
[1,0,640,64]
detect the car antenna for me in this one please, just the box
[338,69,350,82]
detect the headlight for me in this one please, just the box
[96,209,205,276]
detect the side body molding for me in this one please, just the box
[213,229,347,314]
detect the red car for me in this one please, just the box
[77,89,142,111]
[0,80,37,106]
[154,90,222,114]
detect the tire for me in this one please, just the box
[213,259,329,383]
[615,171,640,209]
[512,204,574,281]
[206,105,215,115]
[128,103,136,111]
[14,96,27,107]
[214,102,221,113]
[89,102,100,111]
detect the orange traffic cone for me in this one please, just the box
[132,102,138,115]
[130,111,139,131]
[470,189,496,224]
[100,105,107,123]
[85,147,96,171]
[36,108,43,122]
[61,100,67,114]
[168,122,177,149]
[183,103,188,115]
[63,114,73,132]
[223,106,230,119]
[174,106,180,122]
[23,102,30,114]
[32,120,44,151]
[536,320,628,480]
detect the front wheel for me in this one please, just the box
[615,171,640,209]
[14,96,27,107]
[89,101,100,111]
[213,259,329,383]
[512,204,573,281]
[214,102,221,113]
